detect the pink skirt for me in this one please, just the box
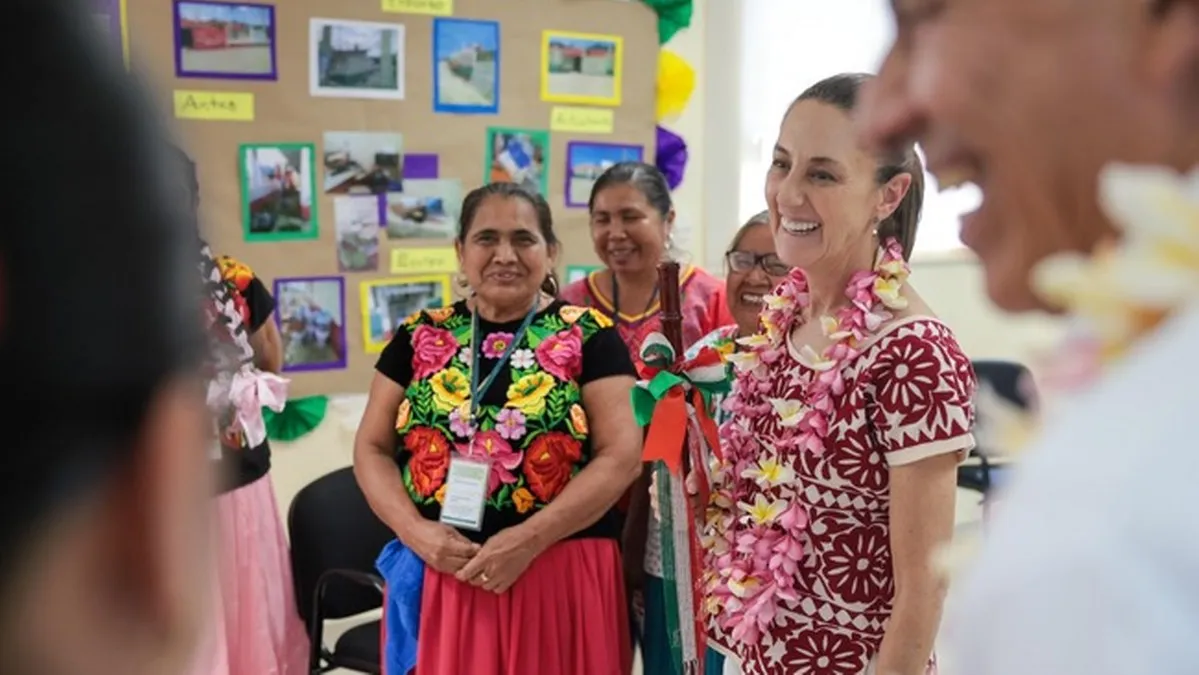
[415,538,631,675]
[189,477,310,675]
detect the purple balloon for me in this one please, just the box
[655,125,688,191]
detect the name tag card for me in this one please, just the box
[438,457,491,531]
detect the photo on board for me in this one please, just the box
[324,131,403,194]
[384,178,463,241]
[239,143,318,241]
[484,127,550,197]
[173,0,276,80]
[540,30,622,106]
[274,276,348,372]
[90,0,126,62]
[333,195,382,272]
[310,18,405,100]
[432,18,500,114]
[360,276,452,353]
[564,141,643,208]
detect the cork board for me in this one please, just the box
[125,0,658,396]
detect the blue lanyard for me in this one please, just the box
[468,301,539,418]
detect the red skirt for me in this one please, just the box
[416,537,631,675]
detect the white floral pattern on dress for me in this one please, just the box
[708,318,976,675]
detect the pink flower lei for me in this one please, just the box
[701,237,911,644]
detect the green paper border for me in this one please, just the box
[483,126,551,197]
[239,142,320,242]
[565,264,599,284]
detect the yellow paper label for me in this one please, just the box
[390,247,458,274]
[381,0,453,15]
[173,90,255,121]
[550,106,615,134]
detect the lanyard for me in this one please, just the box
[468,300,539,419]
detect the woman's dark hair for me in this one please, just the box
[457,182,560,295]
[587,161,674,217]
[794,73,925,260]
[2,0,204,577]
[587,161,683,260]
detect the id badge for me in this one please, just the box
[438,456,491,531]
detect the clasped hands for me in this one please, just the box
[406,519,540,594]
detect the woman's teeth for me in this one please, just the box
[740,292,763,304]
[781,218,820,234]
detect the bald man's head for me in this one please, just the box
[858,0,1199,312]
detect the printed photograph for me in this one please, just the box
[564,141,643,207]
[311,18,405,99]
[324,131,403,194]
[485,127,549,196]
[540,30,622,106]
[333,195,382,272]
[240,143,318,241]
[274,276,347,372]
[91,0,126,62]
[432,18,500,114]
[174,1,276,80]
[384,179,463,241]
[360,276,451,353]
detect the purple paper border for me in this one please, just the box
[403,153,440,179]
[563,141,645,208]
[272,275,348,372]
[173,0,279,81]
[92,0,124,59]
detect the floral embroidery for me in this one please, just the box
[506,372,556,416]
[495,408,527,440]
[523,431,583,502]
[511,348,536,369]
[411,325,460,380]
[535,324,583,381]
[704,239,912,644]
[395,303,612,516]
[403,426,451,498]
[568,403,588,437]
[462,430,523,496]
[481,331,515,359]
[428,368,469,412]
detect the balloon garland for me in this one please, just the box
[643,0,696,190]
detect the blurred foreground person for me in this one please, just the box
[860,0,1199,672]
[0,2,214,675]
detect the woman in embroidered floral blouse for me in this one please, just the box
[354,182,644,675]
[701,74,977,675]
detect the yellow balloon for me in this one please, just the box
[656,49,696,122]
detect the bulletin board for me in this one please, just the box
[122,0,659,397]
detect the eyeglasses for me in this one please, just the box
[725,250,791,276]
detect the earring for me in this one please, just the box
[870,216,879,237]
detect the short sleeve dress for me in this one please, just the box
[708,317,977,675]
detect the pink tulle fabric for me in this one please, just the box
[189,477,309,675]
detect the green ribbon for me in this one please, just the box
[640,0,694,45]
[630,370,728,427]
[262,395,328,442]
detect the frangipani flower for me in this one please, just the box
[738,493,788,525]
[768,397,806,427]
[874,275,909,309]
[741,457,796,488]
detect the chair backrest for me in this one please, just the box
[971,359,1036,457]
[288,466,394,622]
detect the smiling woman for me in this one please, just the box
[354,181,646,675]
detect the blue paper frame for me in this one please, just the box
[432,18,500,115]
[272,275,348,373]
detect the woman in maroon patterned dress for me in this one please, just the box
[700,74,977,675]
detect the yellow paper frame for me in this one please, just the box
[540,30,623,107]
[359,275,453,354]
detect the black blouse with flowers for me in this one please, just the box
[375,300,636,543]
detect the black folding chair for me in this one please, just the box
[288,466,395,674]
[961,359,1035,498]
